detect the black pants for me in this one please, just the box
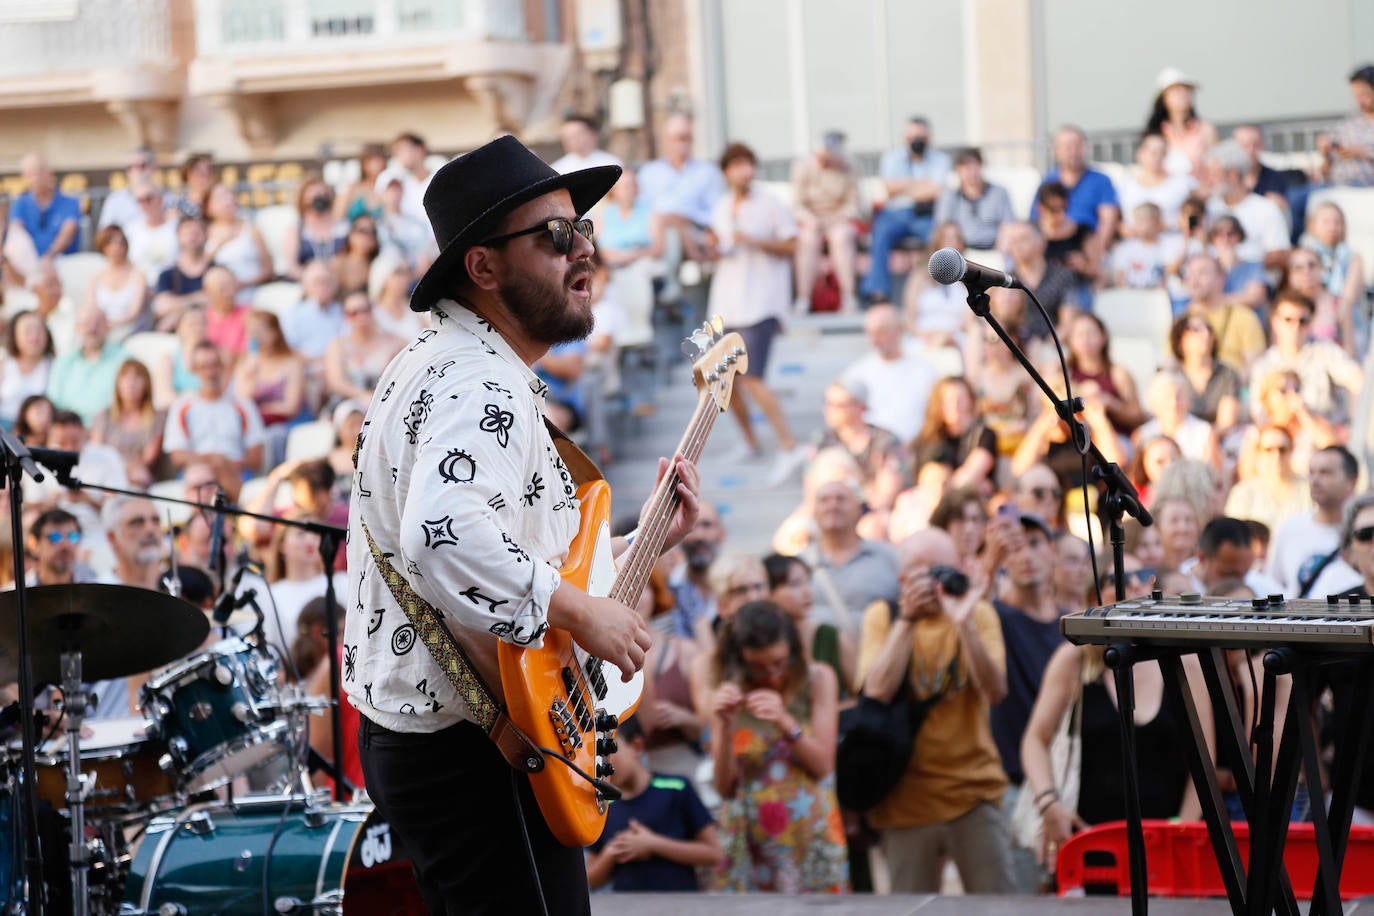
[357,716,590,916]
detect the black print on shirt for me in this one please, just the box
[438,448,477,484]
[461,585,509,614]
[475,316,494,333]
[390,466,398,483]
[529,378,550,400]
[391,624,417,656]
[364,683,373,706]
[479,403,515,449]
[408,329,437,352]
[380,380,395,402]
[501,532,529,564]
[426,360,456,379]
[422,516,459,549]
[491,620,546,647]
[404,390,434,444]
[343,644,357,681]
[488,493,507,511]
[398,703,418,716]
[433,307,449,323]
[356,471,373,499]
[416,678,444,713]
[482,380,513,401]
[367,608,385,636]
[405,557,423,579]
[523,472,544,506]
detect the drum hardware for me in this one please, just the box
[59,650,92,916]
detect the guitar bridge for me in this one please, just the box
[548,697,583,757]
[560,667,595,732]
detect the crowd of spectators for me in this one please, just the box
[1,60,1374,898]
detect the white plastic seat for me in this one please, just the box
[284,419,336,463]
[1307,187,1374,288]
[252,204,298,278]
[122,331,179,371]
[1111,336,1163,398]
[963,248,1005,272]
[982,165,1044,220]
[52,252,105,302]
[251,281,303,317]
[1093,287,1174,348]
[148,479,194,529]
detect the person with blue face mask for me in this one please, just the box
[861,117,952,304]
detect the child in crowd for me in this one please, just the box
[586,716,723,892]
[1112,202,1180,289]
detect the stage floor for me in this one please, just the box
[590,894,1374,914]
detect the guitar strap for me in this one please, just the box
[355,418,604,775]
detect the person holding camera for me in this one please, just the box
[706,600,848,893]
[855,527,1014,894]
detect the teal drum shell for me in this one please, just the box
[123,797,369,915]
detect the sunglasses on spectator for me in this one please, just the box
[44,530,81,545]
[1290,261,1321,271]
[1031,486,1062,501]
[1278,313,1312,325]
[137,194,159,204]
[480,217,594,255]
[1260,442,1292,453]
[1184,320,1210,333]
[351,225,376,235]
[1126,567,1156,584]
[726,582,768,599]
[1351,526,1374,544]
[344,306,372,316]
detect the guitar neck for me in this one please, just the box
[608,392,718,609]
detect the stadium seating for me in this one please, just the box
[1307,186,1374,287]
[252,204,298,277]
[251,281,303,317]
[1093,286,1174,348]
[53,252,105,302]
[122,331,180,370]
[284,419,336,463]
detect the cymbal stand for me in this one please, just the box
[59,651,89,916]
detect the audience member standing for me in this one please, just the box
[1321,64,1374,188]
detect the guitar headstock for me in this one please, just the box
[683,317,748,411]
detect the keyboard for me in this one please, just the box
[1060,591,1374,650]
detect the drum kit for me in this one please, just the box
[0,584,426,915]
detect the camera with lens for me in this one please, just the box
[928,564,969,597]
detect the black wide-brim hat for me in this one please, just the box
[409,135,622,312]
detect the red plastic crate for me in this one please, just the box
[1056,820,1374,899]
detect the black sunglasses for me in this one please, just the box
[480,217,593,255]
[1353,526,1374,544]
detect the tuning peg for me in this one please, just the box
[711,315,725,335]
[680,339,700,359]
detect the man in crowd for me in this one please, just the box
[1248,288,1363,424]
[1321,64,1374,188]
[375,168,436,272]
[1267,446,1362,597]
[153,214,211,331]
[861,116,952,303]
[49,306,128,426]
[857,527,1013,894]
[934,147,1015,250]
[1036,126,1119,252]
[841,303,937,443]
[1010,464,1065,533]
[636,113,725,299]
[1231,124,1296,216]
[391,131,435,223]
[1181,253,1266,372]
[28,508,96,587]
[10,153,81,263]
[90,495,167,719]
[203,265,249,357]
[1204,139,1291,269]
[668,501,726,639]
[1184,516,1285,596]
[551,114,622,173]
[164,341,265,495]
[801,474,900,641]
[125,177,180,286]
[791,130,862,313]
[98,148,163,230]
[281,261,345,361]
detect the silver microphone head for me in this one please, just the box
[927,247,967,285]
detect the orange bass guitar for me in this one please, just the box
[497,322,746,847]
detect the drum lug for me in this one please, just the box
[183,810,215,836]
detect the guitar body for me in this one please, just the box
[497,479,641,847]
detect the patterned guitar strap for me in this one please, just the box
[357,418,603,775]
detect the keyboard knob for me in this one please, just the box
[1151,589,1164,602]
[1349,595,1362,606]
[1329,594,1341,605]
[1251,597,1268,610]
[1180,592,1202,604]
[1268,594,1285,606]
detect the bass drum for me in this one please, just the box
[122,796,426,915]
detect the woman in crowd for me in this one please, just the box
[706,601,847,893]
[1011,387,1122,488]
[764,553,855,696]
[1169,314,1241,433]
[283,173,344,280]
[1208,216,1268,314]
[688,552,771,715]
[1144,69,1216,179]
[336,143,389,221]
[965,318,1038,458]
[331,214,381,297]
[1240,369,1341,481]
[909,376,997,504]
[927,486,990,574]
[1036,182,1102,295]
[14,394,53,446]
[368,254,424,339]
[327,400,365,493]
[172,153,215,217]
[233,310,307,468]
[1280,247,1349,351]
[1066,312,1146,438]
[1303,201,1368,357]
[90,359,164,488]
[85,225,147,341]
[636,576,707,779]
[323,291,405,406]
[260,512,348,659]
[1116,132,1195,232]
[1123,517,1166,570]
[1021,641,1210,865]
[904,221,969,349]
[791,132,861,314]
[1154,495,1202,571]
[1225,424,1311,533]
[205,184,273,292]
[154,307,208,407]
[0,310,52,430]
[1134,371,1220,468]
[813,379,904,518]
[1128,434,1181,509]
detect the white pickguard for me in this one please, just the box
[572,518,643,718]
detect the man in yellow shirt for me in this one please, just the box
[856,528,1015,894]
[1181,253,1266,372]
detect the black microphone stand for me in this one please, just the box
[0,426,48,914]
[962,285,1154,913]
[35,467,354,802]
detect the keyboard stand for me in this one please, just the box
[1101,643,1373,915]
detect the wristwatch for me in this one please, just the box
[783,723,804,743]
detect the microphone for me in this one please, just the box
[211,565,251,625]
[928,247,1023,291]
[28,447,80,486]
[208,486,226,582]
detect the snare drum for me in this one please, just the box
[122,796,425,916]
[141,637,287,792]
[24,717,174,814]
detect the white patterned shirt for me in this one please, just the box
[344,302,581,733]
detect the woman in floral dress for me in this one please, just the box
[706,600,848,892]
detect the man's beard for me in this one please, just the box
[497,263,594,346]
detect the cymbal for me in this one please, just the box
[0,584,211,684]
